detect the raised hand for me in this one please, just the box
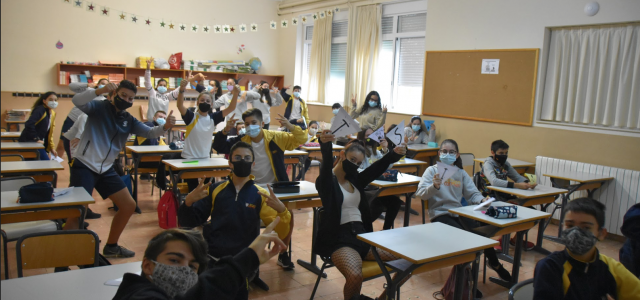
[179,76,189,91]
[271,86,279,94]
[276,114,293,129]
[382,105,387,113]
[98,82,118,96]
[163,110,176,130]
[351,93,357,107]
[185,176,212,206]
[433,173,442,189]
[146,57,154,70]
[430,123,436,131]
[394,142,407,156]
[248,216,287,264]
[194,73,207,83]
[224,113,238,133]
[283,85,291,90]
[319,130,335,144]
[232,84,241,97]
[258,184,286,213]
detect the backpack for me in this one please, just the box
[473,172,490,197]
[433,265,474,300]
[158,190,178,229]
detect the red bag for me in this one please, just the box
[432,266,473,300]
[158,190,178,229]
[168,52,182,70]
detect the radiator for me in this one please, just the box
[535,156,640,236]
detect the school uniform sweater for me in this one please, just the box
[112,248,260,300]
[212,127,308,183]
[68,82,106,122]
[350,107,386,131]
[280,88,309,123]
[134,121,166,146]
[415,165,485,220]
[71,89,166,174]
[403,126,436,145]
[177,175,291,258]
[533,249,640,300]
[481,156,529,188]
[315,142,402,258]
[18,105,55,152]
[145,70,182,121]
[250,87,283,125]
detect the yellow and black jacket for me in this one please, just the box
[19,105,56,152]
[177,174,291,258]
[533,249,640,300]
[280,88,309,124]
[212,127,308,182]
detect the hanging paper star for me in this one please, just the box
[101,7,109,16]
[160,21,166,28]
[327,10,332,16]
[168,22,175,29]
[250,23,257,32]
[319,11,325,18]
[145,19,151,26]
[302,16,307,23]
[281,20,288,28]
[335,7,340,12]
[214,25,221,33]
[63,0,70,3]
[292,18,298,25]
[270,21,277,29]
[179,24,186,31]
[203,25,210,33]
[74,0,82,7]
[119,12,126,20]
[239,24,247,33]
[191,24,199,32]
[131,16,138,23]
[86,2,95,11]
[223,25,230,33]
[312,13,318,20]
[230,26,235,33]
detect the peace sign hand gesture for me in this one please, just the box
[224,113,238,133]
[146,57,154,70]
[258,184,286,213]
[185,176,212,206]
[382,105,388,113]
[248,216,287,264]
[350,93,357,107]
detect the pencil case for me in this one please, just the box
[18,182,54,203]
[271,181,300,194]
[486,205,517,219]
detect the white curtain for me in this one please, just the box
[345,4,381,108]
[306,14,333,102]
[540,24,640,130]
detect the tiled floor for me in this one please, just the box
[1,165,626,299]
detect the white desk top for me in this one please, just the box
[1,160,64,173]
[1,187,95,212]
[126,145,182,154]
[543,171,614,183]
[257,181,318,201]
[1,142,44,150]
[448,201,551,227]
[175,120,186,126]
[284,150,308,156]
[487,184,567,199]
[406,144,439,152]
[162,158,229,170]
[393,158,429,167]
[0,132,21,137]
[370,173,422,187]
[358,223,497,264]
[1,262,140,300]
[475,157,535,167]
[300,145,345,151]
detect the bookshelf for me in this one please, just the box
[56,63,284,91]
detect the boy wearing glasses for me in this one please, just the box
[177,141,292,300]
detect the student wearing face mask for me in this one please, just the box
[280,84,309,130]
[213,108,307,270]
[235,122,246,136]
[145,57,194,121]
[296,121,319,181]
[349,91,387,131]
[251,81,284,129]
[533,198,640,300]
[207,79,222,101]
[19,92,59,160]
[113,219,289,300]
[404,115,436,145]
[177,75,239,191]
[178,142,291,300]
[315,131,408,300]
[68,80,177,258]
[213,78,261,126]
[415,139,511,295]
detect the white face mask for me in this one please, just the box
[309,128,318,136]
[47,101,58,109]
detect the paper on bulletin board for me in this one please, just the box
[481,59,500,74]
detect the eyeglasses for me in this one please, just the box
[439,150,458,155]
[232,155,253,162]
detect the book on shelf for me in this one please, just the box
[84,71,92,83]
[93,74,108,83]
[59,71,69,85]
[69,74,80,83]
[79,74,88,83]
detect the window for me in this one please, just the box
[375,11,426,114]
[538,23,640,134]
[328,20,348,104]
[301,25,313,92]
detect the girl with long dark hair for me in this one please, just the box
[19,92,59,160]
[349,91,387,131]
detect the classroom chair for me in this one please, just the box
[459,153,476,175]
[508,278,534,300]
[1,177,61,279]
[1,127,6,132]
[16,230,99,277]
[0,154,25,162]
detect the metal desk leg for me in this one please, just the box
[372,246,396,300]
[471,252,481,300]
[132,155,142,214]
[532,203,552,255]
[490,230,524,289]
[403,193,414,227]
[296,207,326,277]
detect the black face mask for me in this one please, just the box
[113,94,133,110]
[494,154,508,165]
[342,159,359,177]
[198,102,211,113]
[232,160,252,177]
[365,138,378,148]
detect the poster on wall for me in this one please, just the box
[481,59,500,74]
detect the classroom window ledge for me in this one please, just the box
[535,120,640,138]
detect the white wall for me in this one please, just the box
[0,0,287,92]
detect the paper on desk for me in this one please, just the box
[473,197,496,211]
[105,271,142,286]
[50,155,64,163]
[436,161,459,182]
[53,187,73,197]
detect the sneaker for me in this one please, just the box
[510,237,535,251]
[85,208,101,219]
[488,262,512,282]
[140,173,151,180]
[277,252,295,270]
[476,288,483,298]
[103,244,135,258]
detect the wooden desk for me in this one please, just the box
[487,185,568,255]
[1,142,44,160]
[391,158,428,176]
[0,131,21,141]
[358,223,497,300]
[1,187,94,228]
[369,174,422,227]
[1,160,64,187]
[300,145,344,160]
[475,157,535,175]
[449,202,550,288]
[284,150,309,181]
[4,120,26,132]
[1,261,140,300]
[162,158,231,200]
[126,145,182,212]
[542,171,614,243]
[406,144,438,173]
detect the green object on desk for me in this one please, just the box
[182,161,199,165]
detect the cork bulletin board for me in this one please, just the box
[421,49,539,126]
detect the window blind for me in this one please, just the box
[305,25,314,40]
[332,21,348,38]
[376,40,395,104]
[398,13,426,33]
[382,16,393,34]
[328,43,348,103]
[396,37,425,112]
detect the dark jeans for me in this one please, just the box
[432,214,500,266]
[60,117,74,162]
[370,196,402,230]
[37,149,49,160]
